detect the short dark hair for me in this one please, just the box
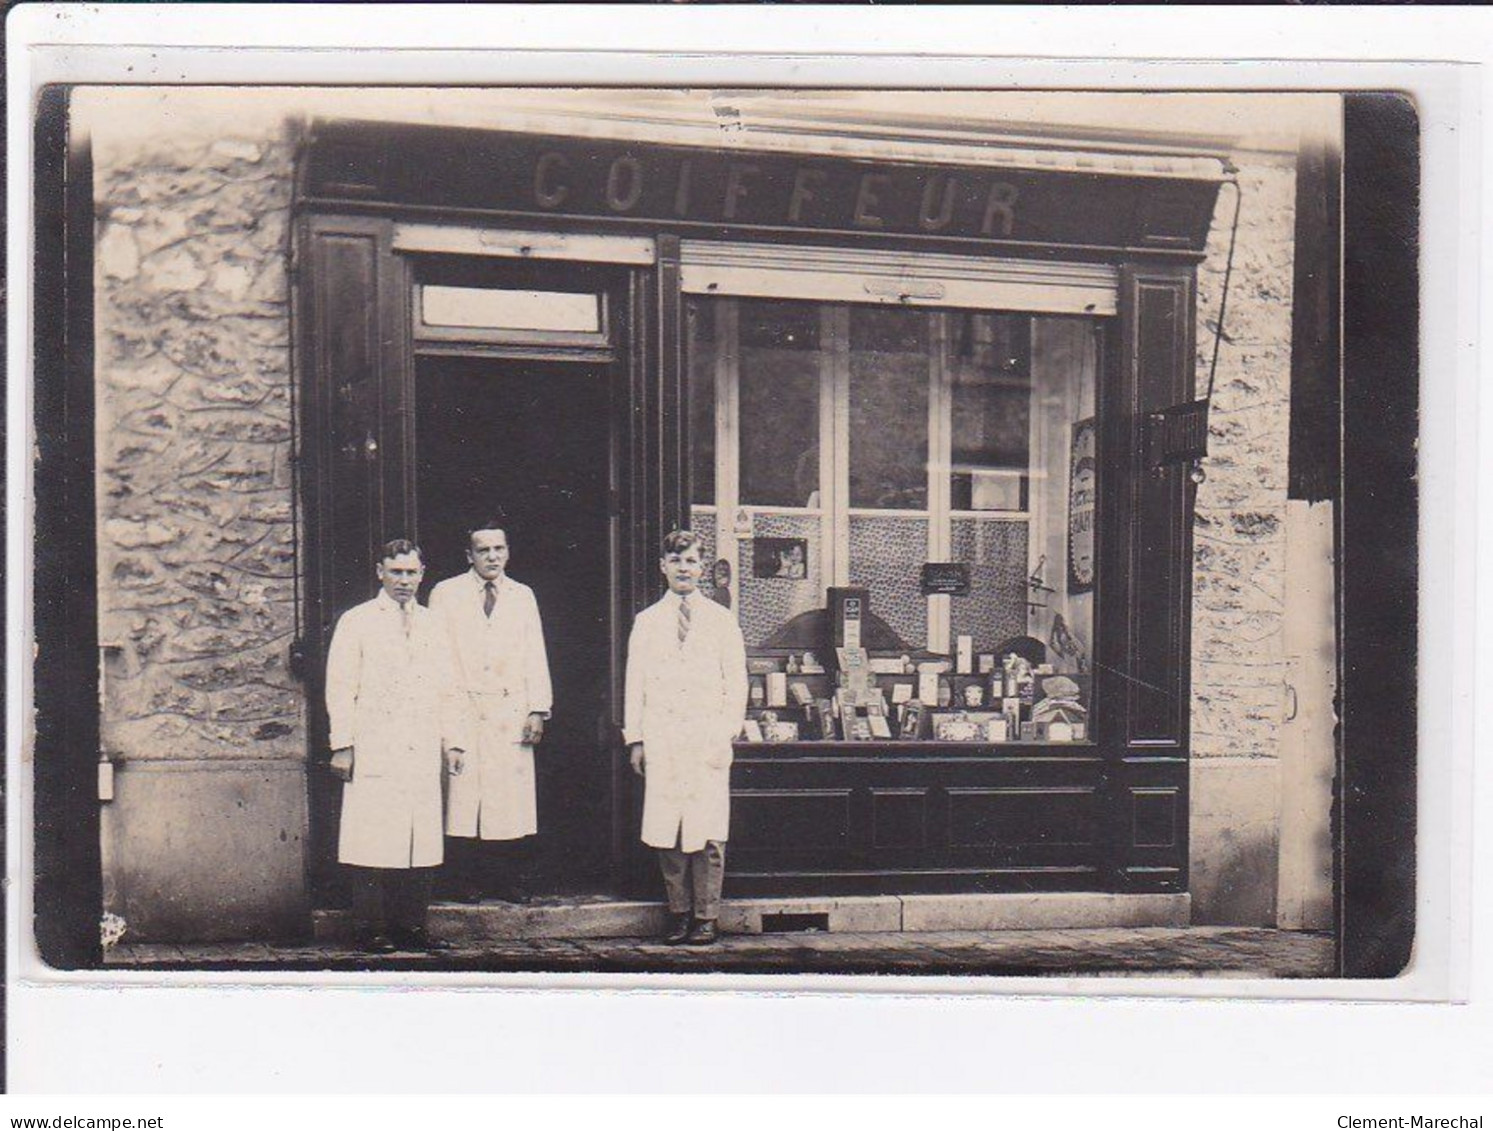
[661,529,703,556]
[467,515,509,541]
[380,538,423,564]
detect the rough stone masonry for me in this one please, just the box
[1192,153,1297,764]
[96,131,302,765]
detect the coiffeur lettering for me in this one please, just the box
[530,150,1020,236]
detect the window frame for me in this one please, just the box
[698,297,1046,654]
[412,282,612,350]
[683,243,1115,656]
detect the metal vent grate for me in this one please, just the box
[760,912,831,934]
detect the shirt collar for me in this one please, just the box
[375,590,418,614]
[470,568,506,591]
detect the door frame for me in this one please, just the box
[294,215,670,901]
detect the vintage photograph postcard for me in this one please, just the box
[23,78,1423,993]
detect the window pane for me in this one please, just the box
[739,299,822,508]
[850,304,927,354]
[848,306,931,510]
[950,312,1031,512]
[685,299,716,506]
[419,285,600,332]
[740,299,820,351]
[1022,316,1099,739]
[848,514,927,650]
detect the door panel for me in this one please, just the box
[296,215,415,898]
[1094,265,1197,892]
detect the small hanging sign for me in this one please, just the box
[920,562,971,596]
[1068,418,1097,596]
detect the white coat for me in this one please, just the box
[623,590,749,852]
[325,591,470,869]
[430,570,553,840]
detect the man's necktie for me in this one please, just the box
[483,580,496,619]
[401,602,414,640]
[677,594,691,645]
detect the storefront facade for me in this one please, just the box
[82,92,1329,943]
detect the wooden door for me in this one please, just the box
[1095,264,1198,893]
[294,215,416,899]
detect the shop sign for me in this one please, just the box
[1068,417,1097,595]
[304,124,1220,255]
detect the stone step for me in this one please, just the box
[312,892,1189,942]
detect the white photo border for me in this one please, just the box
[5,3,1482,1092]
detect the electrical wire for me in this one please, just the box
[1204,179,1243,404]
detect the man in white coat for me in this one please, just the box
[430,519,553,904]
[624,529,749,946]
[326,539,469,954]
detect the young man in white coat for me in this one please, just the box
[624,529,749,946]
[430,519,553,904]
[326,539,469,954]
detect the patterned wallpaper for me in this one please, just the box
[848,514,928,650]
[949,518,1029,652]
[736,512,823,648]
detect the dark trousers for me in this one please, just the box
[658,840,726,921]
[443,835,537,900]
[347,866,434,938]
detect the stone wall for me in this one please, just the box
[97,127,299,761]
[94,122,308,940]
[1189,151,1300,924]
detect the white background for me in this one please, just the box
[5,4,1487,1099]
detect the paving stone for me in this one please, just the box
[102,927,1334,979]
[899,893,1190,932]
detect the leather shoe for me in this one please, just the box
[684,918,719,946]
[396,928,454,953]
[662,912,693,946]
[361,933,397,955]
[453,884,484,905]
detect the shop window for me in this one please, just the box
[686,293,1099,744]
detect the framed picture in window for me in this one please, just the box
[752,536,809,579]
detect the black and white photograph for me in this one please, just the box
[22,80,1417,989]
[13,0,1489,1103]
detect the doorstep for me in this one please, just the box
[311,891,1190,943]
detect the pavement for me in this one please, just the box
[105,925,1335,978]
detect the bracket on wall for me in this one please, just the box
[288,638,308,681]
[1145,397,1211,481]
